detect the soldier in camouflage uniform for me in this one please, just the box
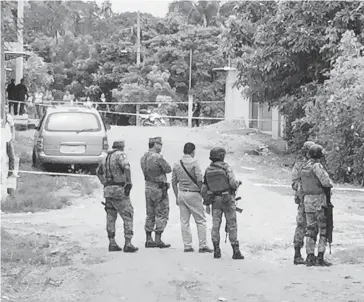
[140,137,172,248]
[96,140,138,253]
[201,147,244,260]
[300,144,333,266]
[291,141,315,265]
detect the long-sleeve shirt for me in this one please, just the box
[172,154,203,192]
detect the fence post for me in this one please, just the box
[188,94,193,128]
[136,104,140,126]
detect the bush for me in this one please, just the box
[300,31,364,185]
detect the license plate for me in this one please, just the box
[60,145,85,154]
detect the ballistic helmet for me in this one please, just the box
[209,147,226,161]
[308,144,324,159]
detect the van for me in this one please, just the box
[32,105,110,171]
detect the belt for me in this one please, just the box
[180,189,200,193]
[105,182,125,187]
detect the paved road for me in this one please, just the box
[2,126,364,302]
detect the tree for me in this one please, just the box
[301,31,364,184]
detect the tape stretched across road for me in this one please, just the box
[12,100,282,122]
[9,169,364,192]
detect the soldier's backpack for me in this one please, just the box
[205,163,230,194]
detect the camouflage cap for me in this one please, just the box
[112,140,125,149]
[153,137,162,144]
[209,147,226,160]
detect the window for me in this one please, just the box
[45,112,101,132]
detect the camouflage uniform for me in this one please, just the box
[301,144,333,266]
[201,147,244,260]
[96,140,138,253]
[291,141,315,265]
[140,137,172,248]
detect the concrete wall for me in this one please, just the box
[224,68,250,127]
[223,68,284,139]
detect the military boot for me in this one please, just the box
[231,243,245,260]
[145,231,156,248]
[123,238,139,253]
[108,232,122,252]
[155,232,171,248]
[306,253,316,267]
[293,247,306,265]
[316,252,332,267]
[213,242,221,259]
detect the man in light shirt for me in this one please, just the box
[171,142,212,253]
[4,103,17,177]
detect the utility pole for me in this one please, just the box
[1,1,7,200]
[135,11,141,126]
[15,0,24,84]
[1,1,5,125]
[136,10,141,66]
[187,49,193,128]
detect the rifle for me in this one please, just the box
[225,197,243,243]
[323,188,334,254]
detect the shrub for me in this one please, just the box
[300,31,364,184]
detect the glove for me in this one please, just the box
[124,183,133,197]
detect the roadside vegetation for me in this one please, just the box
[1,131,99,213]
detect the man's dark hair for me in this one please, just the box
[11,79,15,83]
[148,142,154,149]
[183,142,196,155]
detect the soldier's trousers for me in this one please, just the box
[293,202,307,248]
[105,197,134,240]
[144,186,170,233]
[304,194,327,254]
[211,197,238,245]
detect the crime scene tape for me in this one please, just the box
[12,100,225,106]
[8,169,364,192]
[10,100,282,122]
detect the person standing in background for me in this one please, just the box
[15,78,29,115]
[6,79,17,115]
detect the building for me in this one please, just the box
[214,67,285,140]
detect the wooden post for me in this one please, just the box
[136,11,141,66]
[188,49,193,128]
[136,104,140,126]
[188,94,193,128]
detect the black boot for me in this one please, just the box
[306,253,316,267]
[316,252,332,266]
[123,238,139,253]
[293,247,306,265]
[145,231,156,248]
[108,232,122,252]
[213,242,221,259]
[231,243,244,260]
[155,232,171,248]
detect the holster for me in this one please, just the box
[124,183,133,197]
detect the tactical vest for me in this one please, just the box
[143,152,165,183]
[105,150,126,186]
[205,163,230,194]
[300,163,324,195]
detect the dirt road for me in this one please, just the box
[2,126,364,302]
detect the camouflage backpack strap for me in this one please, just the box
[105,150,117,184]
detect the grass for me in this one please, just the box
[1,228,83,297]
[1,131,99,213]
[1,228,51,265]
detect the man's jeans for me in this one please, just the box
[6,141,15,176]
[178,191,208,249]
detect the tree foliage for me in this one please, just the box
[226,1,364,184]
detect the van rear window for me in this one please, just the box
[45,112,101,132]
